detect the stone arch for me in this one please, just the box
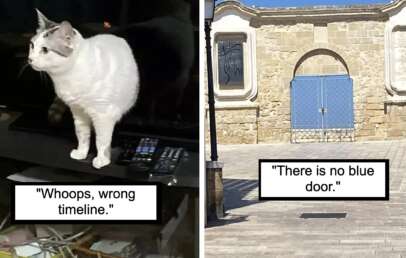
[292,48,350,78]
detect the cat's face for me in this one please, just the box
[29,9,76,72]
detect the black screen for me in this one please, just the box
[0,0,199,139]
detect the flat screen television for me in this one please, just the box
[0,0,199,142]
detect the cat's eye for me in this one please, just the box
[41,47,49,54]
[29,42,34,49]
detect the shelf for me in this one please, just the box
[0,112,198,189]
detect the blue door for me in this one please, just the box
[291,75,354,130]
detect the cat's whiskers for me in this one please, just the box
[17,63,30,78]
[41,71,50,87]
[39,71,44,86]
[40,71,49,88]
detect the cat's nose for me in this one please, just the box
[28,58,32,64]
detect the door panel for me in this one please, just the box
[291,76,322,129]
[323,75,354,129]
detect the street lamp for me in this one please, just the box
[205,0,218,162]
[205,0,224,222]
[205,0,215,24]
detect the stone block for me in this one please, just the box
[369,116,385,124]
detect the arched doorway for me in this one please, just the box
[290,49,354,143]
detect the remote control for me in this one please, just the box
[132,138,159,163]
[117,138,159,165]
[153,147,184,174]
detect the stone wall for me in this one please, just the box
[385,103,406,138]
[256,20,387,143]
[210,16,395,144]
[206,107,258,144]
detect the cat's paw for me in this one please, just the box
[92,156,111,169]
[70,149,88,160]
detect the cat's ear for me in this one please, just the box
[50,21,75,56]
[58,21,75,40]
[36,9,57,33]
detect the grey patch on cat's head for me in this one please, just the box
[43,26,60,38]
[48,21,75,57]
[36,9,58,33]
[29,13,79,71]
[40,21,75,57]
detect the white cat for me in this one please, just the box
[29,10,140,169]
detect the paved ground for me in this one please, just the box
[205,140,406,258]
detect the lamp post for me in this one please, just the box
[205,0,224,222]
[205,0,218,162]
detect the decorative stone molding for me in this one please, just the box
[385,1,406,100]
[216,0,392,24]
[211,9,258,103]
[212,101,258,110]
[384,99,406,104]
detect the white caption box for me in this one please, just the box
[259,160,388,199]
[13,184,158,221]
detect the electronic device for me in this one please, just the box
[134,138,159,163]
[152,147,184,175]
[117,136,187,176]
[117,138,159,165]
[1,0,199,141]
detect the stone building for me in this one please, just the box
[207,0,406,144]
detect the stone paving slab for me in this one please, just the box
[205,140,406,257]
